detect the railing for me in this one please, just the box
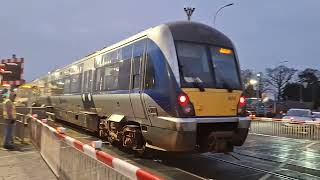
[14,113,28,143]
[250,118,320,140]
[26,111,162,180]
[7,107,320,179]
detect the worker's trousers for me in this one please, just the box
[3,119,15,147]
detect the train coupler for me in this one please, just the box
[208,131,234,153]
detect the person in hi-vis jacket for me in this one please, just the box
[2,91,16,149]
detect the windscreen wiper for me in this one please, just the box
[192,77,205,92]
[215,68,233,93]
[222,81,233,93]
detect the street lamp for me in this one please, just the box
[256,73,262,98]
[300,81,308,103]
[213,3,234,27]
[249,79,258,85]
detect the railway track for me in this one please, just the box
[48,118,320,180]
[48,119,210,180]
[202,154,299,180]
[231,151,320,179]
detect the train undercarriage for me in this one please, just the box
[53,108,249,156]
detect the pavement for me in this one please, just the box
[0,121,56,180]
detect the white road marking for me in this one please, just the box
[305,142,318,148]
[174,168,208,180]
[258,163,286,180]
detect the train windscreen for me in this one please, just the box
[176,42,241,90]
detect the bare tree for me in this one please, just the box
[265,65,297,101]
[241,69,269,98]
[241,69,254,86]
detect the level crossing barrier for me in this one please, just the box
[250,117,320,140]
[10,107,320,179]
[27,114,163,180]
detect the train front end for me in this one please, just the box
[145,22,250,153]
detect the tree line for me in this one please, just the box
[241,67,320,109]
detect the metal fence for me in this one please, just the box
[27,114,161,180]
[250,119,320,140]
[28,116,132,179]
[14,113,28,142]
[0,113,29,143]
[59,141,130,180]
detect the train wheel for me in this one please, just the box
[122,125,147,156]
[134,144,148,158]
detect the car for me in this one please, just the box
[312,112,320,121]
[245,98,276,117]
[282,108,313,122]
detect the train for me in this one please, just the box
[30,21,250,154]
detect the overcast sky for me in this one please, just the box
[1,0,320,81]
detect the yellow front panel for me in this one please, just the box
[182,88,242,116]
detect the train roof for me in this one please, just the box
[166,21,233,47]
[38,21,234,81]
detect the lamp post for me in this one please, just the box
[249,79,258,98]
[256,73,261,98]
[213,3,234,27]
[300,82,308,103]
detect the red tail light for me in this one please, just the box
[178,93,194,116]
[238,96,246,116]
[178,94,189,106]
[239,96,246,107]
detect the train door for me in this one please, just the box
[130,39,151,125]
[81,69,95,111]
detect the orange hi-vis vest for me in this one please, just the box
[2,99,16,120]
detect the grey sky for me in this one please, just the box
[0,0,319,81]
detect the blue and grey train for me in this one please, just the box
[31,21,250,154]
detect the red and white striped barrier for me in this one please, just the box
[30,115,163,180]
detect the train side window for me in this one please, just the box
[95,67,104,91]
[102,48,123,91]
[70,74,81,93]
[88,70,93,92]
[118,45,132,90]
[82,71,88,93]
[145,40,157,89]
[132,39,145,89]
[49,80,64,95]
[63,78,71,94]
[56,79,64,94]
